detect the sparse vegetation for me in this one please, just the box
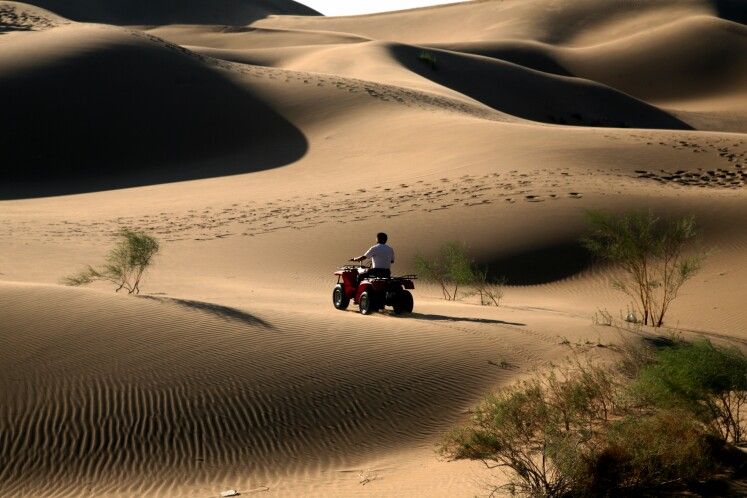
[469,269,506,307]
[439,361,619,497]
[441,339,745,497]
[414,241,505,305]
[633,339,747,444]
[415,241,474,301]
[584,408,718,494]
[592,308,614,327]
[62,228,160,294]
[582,209,703,327]
[417,50,438,70]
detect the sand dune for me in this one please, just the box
[0,282,553,496]
[253,0,745,44]
[178,38,690,129]
[433,15,747,104]
[561,16,747,103]
[22,0,318,26]
[2,0,747,495]
[0,22,307,197]
[387,43,689,129]
[146,24,370,50]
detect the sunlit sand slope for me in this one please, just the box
[0,282,554,496]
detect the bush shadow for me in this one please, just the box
[408,312,525,326]
[139,295,273,329]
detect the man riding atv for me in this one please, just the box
[350,232,394,278]
[335,232,414,314]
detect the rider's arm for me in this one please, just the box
[352,245,376,262]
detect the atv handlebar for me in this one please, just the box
[338,263,370,270]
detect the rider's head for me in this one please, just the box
[377,232,388,244]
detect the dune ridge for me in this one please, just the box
[19,0,319,26]
[0,1,67,30]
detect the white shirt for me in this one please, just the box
[364,243,395,269]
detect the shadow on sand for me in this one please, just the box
[390,43,692,130]
[1,38,308,199]
[139,295,273,329]
[22,0,319,25]
[407,312,525,326]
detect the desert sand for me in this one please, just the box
[1,0,746,496]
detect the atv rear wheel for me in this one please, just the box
[333,284,349,310]
[393,290,414,314]
[359,291,375,315]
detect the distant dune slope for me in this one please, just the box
[145,25,371,50]
[431,15,747,104]
[0,23,307,197]
[162,0,745,131]
[23,0,319,25]
[389,43,689,129]
[190,37,690,129]
[253,0,745,44]
[562,16,747,104]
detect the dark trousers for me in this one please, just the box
[367,268,391,278]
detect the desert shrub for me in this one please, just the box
[418,51,438,70]
[439,363,619,497]
[62,228,160,294]
[632,339,747,443]
[440,354,734,497]
[612,334,657,381]
[583,409,718,494]
[582,209,702,327]
[415,242,506,304]
[415,241,475,300]
[469,268,506,306]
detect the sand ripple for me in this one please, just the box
[0,283,546,496]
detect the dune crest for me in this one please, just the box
[0,1,68,30]
[21,0,319,26]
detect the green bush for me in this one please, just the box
[62,228,160,294]
[633,339,747,443]
[468,268,506,306]
[439,363,618,497]
[582,210,702,327]
[415,241,506,305]
[415,241,475,300]
[584,409,717,494]
[418,51,438,70]
[440,344,741,496]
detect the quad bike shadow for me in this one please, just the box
[332,262,416,315]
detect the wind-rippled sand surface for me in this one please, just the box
[1,0,746,495]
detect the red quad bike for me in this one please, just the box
[332,263,416,315]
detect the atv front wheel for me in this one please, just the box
[393,290,414,314]
[359,291,375,315]
[333,284,349,310]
